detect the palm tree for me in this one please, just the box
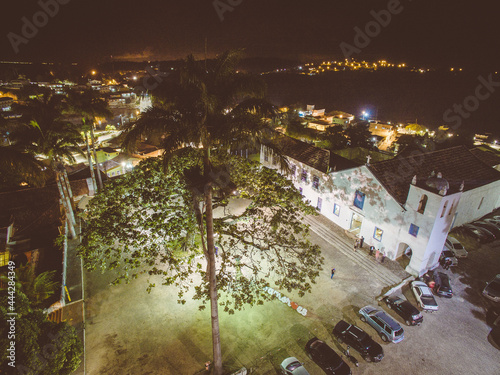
[65,90,112,191]
[1,115,47,189]
[122,50,279,375]
[0,265,59,308]
[11,94,83,238]
[0,143,47,189]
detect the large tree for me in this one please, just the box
[65,90,112,191]
[0,114,47,190]
[117,50,289,374]
[78,151,323,373]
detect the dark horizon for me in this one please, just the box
[1,0,500,71]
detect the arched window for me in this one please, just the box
[417,195,428,214]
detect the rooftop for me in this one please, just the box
[469,146,500,167]
[271,135,360,173]
[368,146,500,205]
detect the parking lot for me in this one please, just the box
[83,215,500,375]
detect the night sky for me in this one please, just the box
[1,0,499,70]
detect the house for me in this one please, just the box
[100,154,141,177]
[95,147,120,163]
[130,142,162,159]
[469,146,500,172]
[0,216,14,267]
[261,137,500,276]
[368,122,394,138]
[0,96,14,111]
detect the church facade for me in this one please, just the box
[261,137,500,276]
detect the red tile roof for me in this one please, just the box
[368,146,500,205]
[469,147,500,167]
[273,136,360,173]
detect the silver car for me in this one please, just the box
[280,357,310,375]
[483,275,500,303]
[411,281,439,311]
[359,305,404,343]
[444,236,468,258]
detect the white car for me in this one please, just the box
[444,236,468,258]
[411,281,439,311]
[280,357,310,375]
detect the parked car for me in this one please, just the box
[358,306,404,343]
[432,272,453,298]
[444,236,468,258]
[461,223,496,243]
[473,221,500,238]
[439,250,458,267]
[411,281,439,311]
[304,337,351,375]
[383,295,423,326]
[280,357,310,375]
[332,320,384,362]
[486,305,500,327]
[483,274,500,303]
[484,218,500,227]
[488,326,500,350]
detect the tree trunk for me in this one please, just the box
[56,171,76,238]
[90,126,103,190]
[205,184,223,375]
[57,172,76,228]
[85,132,97,193]
[62,168,73,200]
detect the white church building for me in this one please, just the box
[261,137,500,276]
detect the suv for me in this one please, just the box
[358,306,404,343]
[332,320,384,362]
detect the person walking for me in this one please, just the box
[375,249,380,261]
[444,258,452,270]
[369,245,375,256]
[381,251,386,263]
[359,236,364,248]
[331,268,336,278]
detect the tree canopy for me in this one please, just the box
[78,151,323,313]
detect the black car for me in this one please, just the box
[432,272,453,298]
[305,337,351,375]
[461,224,496,243]
[486,305,500,327]
[473,221,500,238]
[332,320,384,362]
[383,296,423,326]
[488,326,500,350]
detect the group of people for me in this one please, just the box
[331,236,387,279]
[353,236,386,262]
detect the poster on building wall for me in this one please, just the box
[353,190,365,210]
